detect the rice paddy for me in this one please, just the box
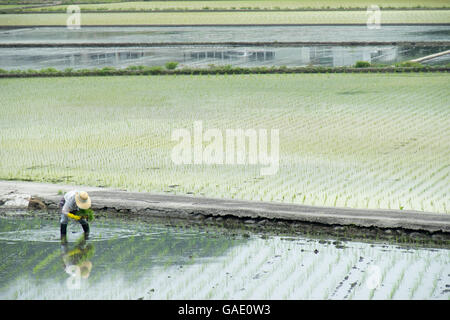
[1,10,449,26]
[0,73,448,214]
[0,5,32,9]
[1,45,448,71]
[0,214,448,300]
[22,0,450,12]
[1,25,447,44]
[1,1,449,303]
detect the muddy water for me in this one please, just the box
[1,25,448,70]
[1,26,449,43]
[0,212,448,300]
[0,45,448,70]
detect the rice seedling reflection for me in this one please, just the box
[0,214,448,299]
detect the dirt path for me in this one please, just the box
[0,180,449,233]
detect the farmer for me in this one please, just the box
[59,190,91,240]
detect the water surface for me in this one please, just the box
[1,45,448,70]
[1,25,449,43]
[0,213,448,300]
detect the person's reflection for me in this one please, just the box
[61,236,94,281]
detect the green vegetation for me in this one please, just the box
[395,61,426,68]
[0,74,448,214]
[1,10,449,25]
[77,208,95,221]
[354,61,371,68]
[0,63,441,77]
[1,215,448,299]
[0,4,32,9]
[36,67,58,74]
[10,1,450,12]
[164,61,179,70]
[352,61,397,68]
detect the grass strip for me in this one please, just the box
[1,10,449,26]
[14,0,450,12]
[0,65,448,78]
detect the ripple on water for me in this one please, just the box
[0,225,146,243]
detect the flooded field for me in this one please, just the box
[1,25,449,43]
[0,25,448,70]
[0,212,448,300]
[0,44,448,70]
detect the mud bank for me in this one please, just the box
[2,41,450,47]
[0,180,449,234]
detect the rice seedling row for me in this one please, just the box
[1,215,448,300]
[1,10,449,26]
[21,0,450,13]
[0,74,449,213]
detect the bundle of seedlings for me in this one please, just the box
[76,208,95,221]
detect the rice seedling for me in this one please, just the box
[388,265,407,299]
[18,0,450,13]
[429,266,445,299]
[77,209,95,221]
[1,10,449,26]
[1,215,449,300]
[0,74,448,214]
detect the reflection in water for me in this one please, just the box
[0,216,246,298]
[61,237,94,288]
[188,49,275,62]
[425,52,450,65]
[0,215,449,300]
[0,45,448,70]
[1,26,449,43]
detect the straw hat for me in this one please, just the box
[75,191,91,210]
[79,261,93,279]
